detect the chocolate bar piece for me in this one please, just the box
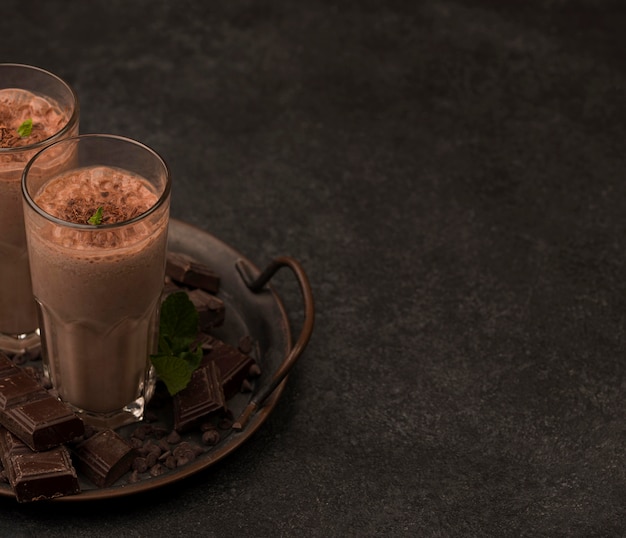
[187,288,225,330]
[201,335,261,400]
[173,362,226,432]
[0,353,84,451]
[73,429,137,488]
[0,427,80,502]
[166,252,220,293]
[0,366,42,408]
[161,282,225,331]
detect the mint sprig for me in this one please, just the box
[88,206,103,225]
[17,118,33,138]
[150,292,203,396]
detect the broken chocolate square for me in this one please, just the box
[187,288,225,330]
[173,362,226,432]
[0,427,80,502]
[200,335,261,400]
[0,368,42,409]
[166,252,220,293]
[0,353,84,451]
[73,429,137,488]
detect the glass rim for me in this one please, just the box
[0,63,80,155]
[21,133,172,231]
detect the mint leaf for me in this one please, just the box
[17,118,33,138]
[150,348,202,396]
[150,291,203,396]
[88,206,103,225]
[158,291,199,353]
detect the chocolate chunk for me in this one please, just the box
[0,353,84,451]
[2,396,85,452]
[166,252,220,293]
[201,335,261,400]
[0,367,42,408]
[238,335,253,355]
[73,429,137,488]
[0,427,80,502]
[173,362,226,432]
[187,288,225,330]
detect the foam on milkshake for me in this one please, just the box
[34,165,160,252]
[0,88,69,157]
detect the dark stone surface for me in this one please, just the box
[1,0,625,535]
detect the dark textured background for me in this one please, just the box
[1,1,625,536]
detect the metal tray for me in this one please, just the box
[0,218,314,502]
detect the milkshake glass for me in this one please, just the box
[22,134,171,429]
[0,63,79,355]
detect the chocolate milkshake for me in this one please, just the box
[0,64,79,354]
[22,135,170,429]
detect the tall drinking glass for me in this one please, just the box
[22,134,171,429]
[0,63,79,355]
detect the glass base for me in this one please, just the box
[70,396,148,430]
[0,329,41,357]
[55,366,157,430]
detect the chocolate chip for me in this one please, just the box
[202,430,220,446]
[143,440,161,456]
[238,335,253,354]
[132,457,148,473]
[149,463,165,477]
[145,452,158,467]
[157,439,170,452]
[172,441,203,460]
[241,379,253,393]
[131,424,152,440]
[176,455,190,467]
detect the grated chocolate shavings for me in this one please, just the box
[59,198,144,225]
[0,126,20,148]
[0,116,48,149]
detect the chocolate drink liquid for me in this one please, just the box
[0,88,75,336]
[25,165,169,417]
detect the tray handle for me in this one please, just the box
[232,256,315,431]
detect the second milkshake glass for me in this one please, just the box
[22,134,171,429]
[0,63,79,355]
